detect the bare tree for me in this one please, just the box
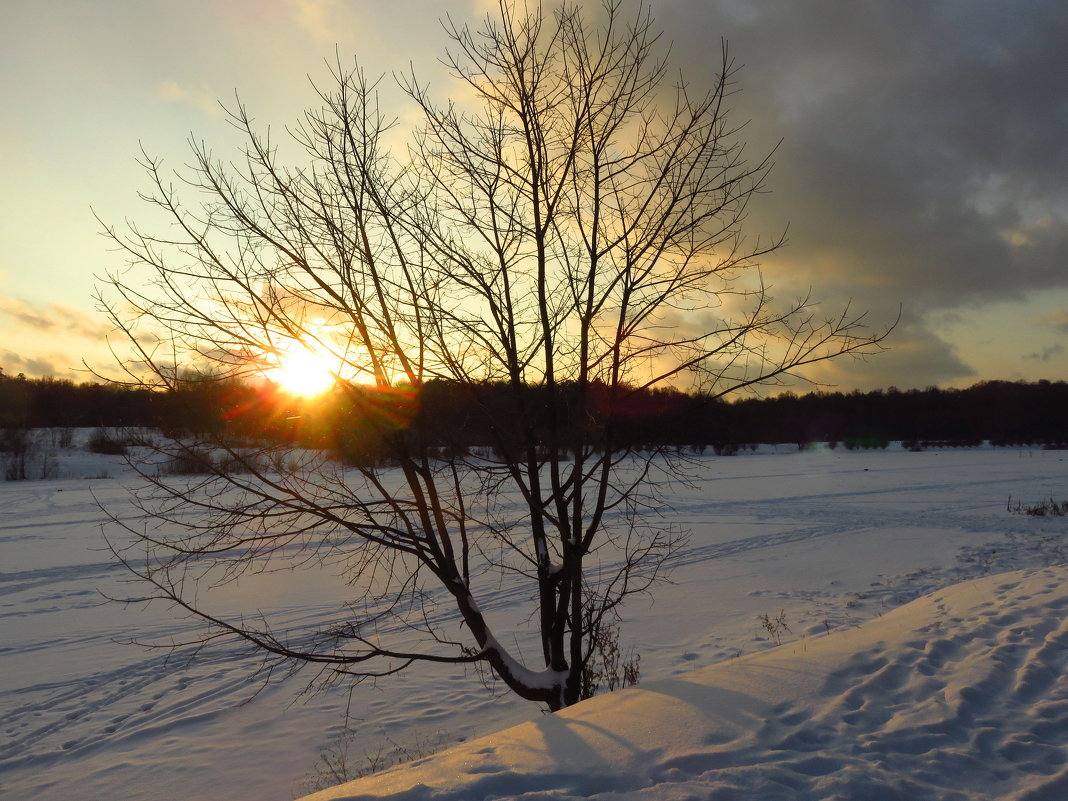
[99,0,886,711]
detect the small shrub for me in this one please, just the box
[759,609,791,645]
[87,429,128,455]
[123,428,157,447]
[914,438,981,449]
[40,455,57,479]
[297,729,452,796]
[216,450,267,474]
[1007,495,1068,517]
[216,454,245,474]
[844,436,890,451]
[158,447,217,475]
[333,435,399,469]
[3,451,27,481]
[0,427,28,454]
[580,617,640,700]
[47,427,75,448]
[3,430,57,480]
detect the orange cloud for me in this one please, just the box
[0,296,111,340]
[0,349,87,381]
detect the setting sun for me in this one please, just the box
[267,344,338,396]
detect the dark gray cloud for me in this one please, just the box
[1023,344,1065,362]
[657,0,1068,387]
[802,319,976,391]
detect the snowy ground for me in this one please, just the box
[302,565,1068,801]
[2,436,1067,800]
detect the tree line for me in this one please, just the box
[3,367,1066,450]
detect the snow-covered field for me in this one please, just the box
[2,436,1067,800]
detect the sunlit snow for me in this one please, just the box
[2,435,1066,800]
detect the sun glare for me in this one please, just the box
[268,344,338,397]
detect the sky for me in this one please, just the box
[1,0,1066,392]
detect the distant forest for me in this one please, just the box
[1,367,1066,451]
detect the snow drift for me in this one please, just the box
[300,565,1068,801]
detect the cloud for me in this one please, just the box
[1023,344,1066,362]
[798,320,976,392]
[0,349,83,381]
[660,0,1068,315]
[1041,310,1068,334]
[286,0,352,43]
[155,80,222,117]
[0,296,111,340]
